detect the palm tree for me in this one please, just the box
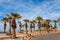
[32,20,36,31]
[45,19,51,33]
[10,13,22,39]
[6,14,13,35]
[18,21,22,33]
[29,20,36,32]
[36,16,42,34]
[29,21,33,33]
[23,19,29,35]
[53,20,57,32]
[58,18,60,27]
[45,19,51,24]
[1,17,8,33]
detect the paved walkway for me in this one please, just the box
[30,33,60,40]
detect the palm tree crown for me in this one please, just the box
[36,16,42,21]
[53,20,57,22]
[58,18,60,22]
[11,13,22,19]
[2,17,8,22]
[45,19,51,24]
[58,18,60,25]
[24,19,29,22]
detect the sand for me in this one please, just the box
[0,30,60,40]
[0,33,26,40]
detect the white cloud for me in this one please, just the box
[49,13,60,18]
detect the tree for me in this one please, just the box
[36,16,43,34]
[44,19,51,33]
[29,20,36,32]
[10,13,22,39]
[6,14,13,35]
[58,18,60,26]
[32,20,36,31]
[18,21,22,33]
[23,19,29,35]
[45,19,51,24]
[1,17,8,33]
[53,20,57,32]
[29,21,34,33]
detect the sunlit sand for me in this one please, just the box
[0,30,60,40]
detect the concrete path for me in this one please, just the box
[30,33,60,40]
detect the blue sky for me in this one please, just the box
[0,0,60,20]
[0,0,60,32]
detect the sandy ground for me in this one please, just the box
[0,33,26,40]
[0,30,60,40]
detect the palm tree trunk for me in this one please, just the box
[26,28,28,35]
[33,24,35,31]
[25,23,28,35]
[54,22,57,32]
[4,22,6,33]
[4,27,6,33]
[30,28,32,33]
[38,27,41,34]
[8,20,11,35]
[58,22,60,27]
[47,28,49,33]
[12,18,16,39]
[34,27,35,31]
[59,22,60,26]
[8,26,11,35]
[38,21,41,34]
[46,24,50,33]
[12,28,16,39]
[20,27,21,32]
[30,24,32,33]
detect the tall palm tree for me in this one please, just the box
[29,21,33,33]
[10,13,22,39]
[36,16,42,34]
[23,19,29,35]
[1,17,8,33]
[45,19,51,33]
[6,14,13,35]
[58,18,60,27]
[32,20,36,31]
[53,20,57,32]
[18,21,22,33]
